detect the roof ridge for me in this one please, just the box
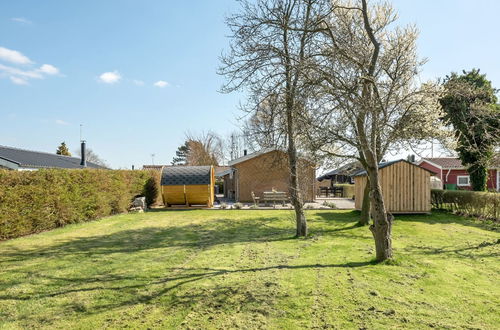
[0,144,81,161]
[0,144,102,167]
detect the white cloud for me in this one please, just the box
[0,63,62,86]
[99,71,121,84]
[0,64,42,79]
[153,80,169,88]
[38,64,59,75]
[55,119,69,126]
[11,17,32,25]
[10,76,28,85]
[133,79,145,86]
[0,46,33,64]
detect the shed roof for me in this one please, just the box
[353,159,436,177]
[0,145,105,169]
[161,166,212,186]
[317,161,363,181]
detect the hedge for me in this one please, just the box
[431,189,499,221]
[0,169,158,240]
[336,184,355,199]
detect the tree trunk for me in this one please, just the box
[287,137,307,237]
[367,168,393,261]
[358,183,371,226]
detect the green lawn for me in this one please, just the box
[0,210,499,329]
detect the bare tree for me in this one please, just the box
[302,0,445,260]
[75,147,108,167]
[185,131,224,166]
[220,0,327,237]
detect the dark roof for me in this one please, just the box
[142,165,164,171]
[215,166,231,177]
[317,161,363,181]
[161,166,212,185]
[353,159,437,177]
[0,145,105,169]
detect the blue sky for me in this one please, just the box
[1,0,499,168]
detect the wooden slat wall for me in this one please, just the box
[162,185,186,205]
[354,161,431,213]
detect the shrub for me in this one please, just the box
[431,189,499,221]
[142,170,161,207]
[220,202,228,209]
[233,202,243,209]
[0,169,155,240]
[335,184,355,199]
[322,201,338,209]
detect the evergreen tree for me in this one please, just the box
[440,69,500,191]
[171,142,190,165]
[56,142,72,156]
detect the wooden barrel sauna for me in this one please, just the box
[161,166,215,207]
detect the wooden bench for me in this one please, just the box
[251,191,261,206]
[263,191,289,206]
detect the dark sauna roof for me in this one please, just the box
[161,166,212,186]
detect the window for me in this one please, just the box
[457,175,470,187]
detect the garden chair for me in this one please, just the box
[251,191,260,206]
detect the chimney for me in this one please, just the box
[132,165,135,170]
[80,141,87,167]
[243,149,247,156]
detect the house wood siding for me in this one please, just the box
[354,161,431,213]
[233,150,316,202]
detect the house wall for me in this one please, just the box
[440,168,497,190]
[223,174,235,199]
[354,161,431,213]
[419,161,442,180]
[317,179,331,188]
[233,150,316,202]
[420,160,498,190]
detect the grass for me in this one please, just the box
[0,210,499,329]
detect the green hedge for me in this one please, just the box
[335,184,355,199]
[0,169,158,240]
[431,189,499,221]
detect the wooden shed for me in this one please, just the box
[161,166,215,207]
[354,159,435,214]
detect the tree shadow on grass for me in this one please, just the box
[0,217,296,262]
[1,211,369,264]
[0,262,375,303]
[403,239,500,259]
[395,210,499,232]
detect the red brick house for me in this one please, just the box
[225,149,316,202]
[417,157,499,191]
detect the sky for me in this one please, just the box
[1,0,499,169]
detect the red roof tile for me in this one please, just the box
[422,158,464,169]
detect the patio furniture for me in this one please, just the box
[263,191,289,206]
[332,186,343,197]
[251,191,261,206]
[318,186,328,197]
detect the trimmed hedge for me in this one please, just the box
[336,184,355,199]
[0,169,158,240]
[431,189,499,221]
